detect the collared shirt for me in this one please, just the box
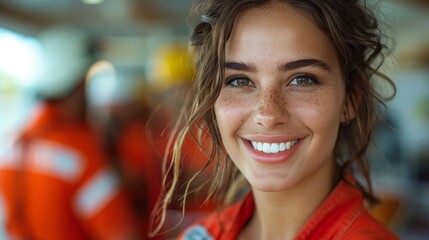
[180,179,399,240]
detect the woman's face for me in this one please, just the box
[214,3,350,192]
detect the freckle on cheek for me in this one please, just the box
[309,92,323,114]
[220,96,230,106]
[219,94,239,111]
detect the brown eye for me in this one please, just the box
[226,77,255,88]
[289,74,318,87]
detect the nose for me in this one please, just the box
[254,89,289,128]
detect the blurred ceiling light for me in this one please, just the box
[82,0,104,5]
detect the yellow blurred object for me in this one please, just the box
[150,43,195,90]
[367,197,401,227]
[0,71,17,96]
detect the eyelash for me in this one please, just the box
[225,74,319,88]
[289,74,319,87]
[225,76,255,88]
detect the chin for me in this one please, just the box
[249,178,294,192]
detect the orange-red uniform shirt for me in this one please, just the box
[180,179,399,240]
[0,104,138,240]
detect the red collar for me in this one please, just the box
[181,177,398,239]
[226,180,364,239]
[181,179,375,240]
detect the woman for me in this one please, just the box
[150,0,399,239]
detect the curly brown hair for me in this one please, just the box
[149,0,395,236]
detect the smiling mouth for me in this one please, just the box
[250,140,299,154]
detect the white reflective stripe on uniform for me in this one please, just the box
[74,168,120,218]
[183,225,214,240]
[0,142,22,170]
[29,140,84,182]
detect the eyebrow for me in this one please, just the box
[280,59,331,72]
[224,58,332,72]
[225,62,256,72]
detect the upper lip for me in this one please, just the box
[241,134,304,143]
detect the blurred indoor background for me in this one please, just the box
[0,0,428,239]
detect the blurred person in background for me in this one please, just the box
[86,60,163,239]
[0,26,139,240]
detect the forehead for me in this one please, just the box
[225,3,339,67]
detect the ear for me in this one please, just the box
[341,91,360,125]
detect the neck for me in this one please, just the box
[242,165,336,240]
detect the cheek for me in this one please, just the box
[214,91,249,137]
[291,90,343,131]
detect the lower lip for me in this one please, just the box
[243,139,302,163]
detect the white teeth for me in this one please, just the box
[263,143,270,153]
[286,141,291,149]
[271,143,279,153]
[250,140,298,154]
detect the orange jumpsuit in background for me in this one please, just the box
[0,104,138,240]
